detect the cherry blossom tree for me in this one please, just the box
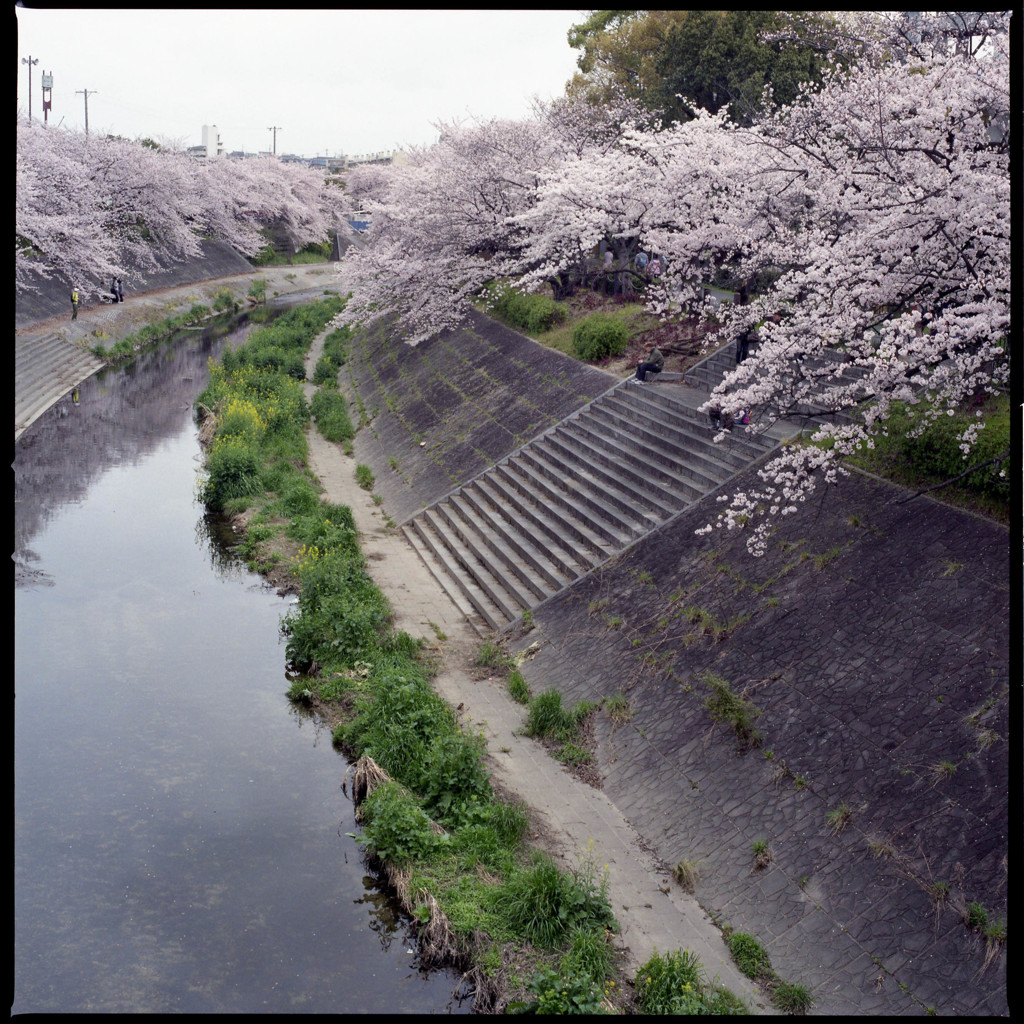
[680,13,1011,553]
[334,95,657,340]
[335,117,558,343]
[332,12,1008,552]
[16,118,343,294]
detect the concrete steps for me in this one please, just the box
[16,332,105,440]
[401,376,780,630]
[684,338,872,422]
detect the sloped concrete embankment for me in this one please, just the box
[504,470,1009,1016]
[339,308,616,524]
[339,314,1009,1016]
[15,239,256,329]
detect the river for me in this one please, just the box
[13,316,468,1013]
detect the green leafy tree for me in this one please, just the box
[566,10,837,125]
[653,10,836,125]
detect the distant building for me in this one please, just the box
[345,150,396,168]
[202,124,224,160]
[188,124,224,160]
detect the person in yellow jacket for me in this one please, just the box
[70,287,80,320]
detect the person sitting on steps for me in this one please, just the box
[633,346,664,384]
[707,404,734,430]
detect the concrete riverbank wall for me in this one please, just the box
[339,314,1010,1016]
[15,239,256,329]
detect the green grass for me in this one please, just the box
[355,463,375,490]
[524,689,594,744]
[844,391,1010,523]
[729,932,772,980]
[310,387,354,442]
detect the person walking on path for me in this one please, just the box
[70,287,79,320]
[634,345,664,383]
[117,277,124,303]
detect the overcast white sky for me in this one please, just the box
[15,7,586,156]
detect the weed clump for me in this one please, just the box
[495,850,617,948]
[635,948,746,1014]
[525,689,594,744]
[701,671,762,749]
[310,387,354,441]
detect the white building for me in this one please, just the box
[201,124,224,160]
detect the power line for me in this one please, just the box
[267,125,282,155]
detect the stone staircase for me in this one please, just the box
[16,332,105,441]
[401,373,779,630]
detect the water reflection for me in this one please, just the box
[14,316,253,581]
[14,318,467,1013]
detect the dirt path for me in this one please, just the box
[299,329,768,1010]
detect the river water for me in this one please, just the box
[13,318,467,1014]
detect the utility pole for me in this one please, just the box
[76,88,97,135]
[267,125,282,155]
[21,55,38,120]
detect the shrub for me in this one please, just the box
[201,434,261,510]
[413,729,493,829]
[854,393,1010,504]
[357,781,443,866]
[572,312,630,361]
[485,281,565,334]
[312,355,339,385]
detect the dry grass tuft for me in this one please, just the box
[347,755,392,821]
[416,890,464,969]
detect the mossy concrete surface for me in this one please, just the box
[506,466,1009,1016]
[339,308,616,526]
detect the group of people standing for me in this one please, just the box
[69,277,125,319]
